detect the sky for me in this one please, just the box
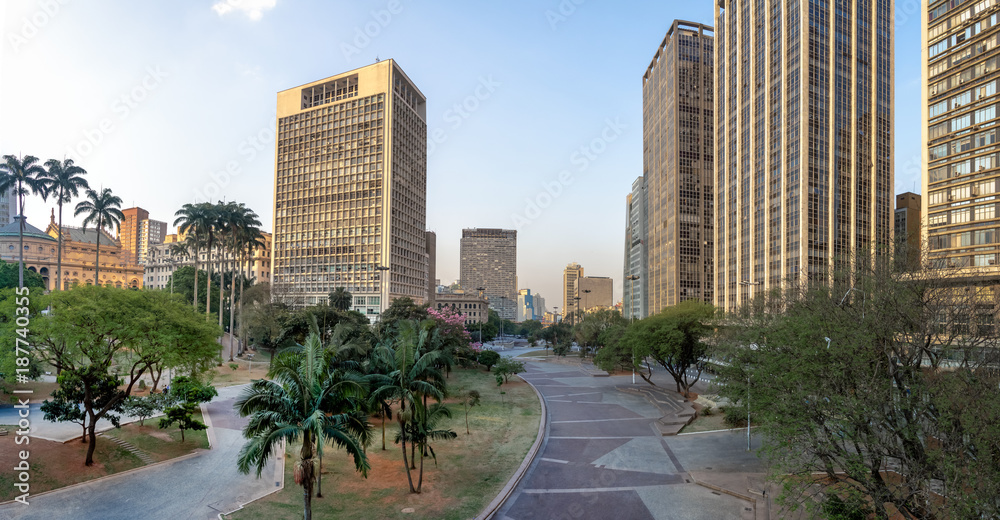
[0,0,922,309]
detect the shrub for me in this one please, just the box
[478,350,500,371]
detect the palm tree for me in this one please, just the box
[202,202,222,322]
[234,332,371,520]
[73,188,123,286]
[227,205,261,360]
[329,287,352,311]
[236,223,264,356]
[369,320,448,493]
[0,154,48,288]
[173,203,211,312]
[167,241,191,295]
[40,158,89,291]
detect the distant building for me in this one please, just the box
[895,193,921,270]
[138,219,167,265]
[460,228,517,320]
[623,176,648,319]
[0,186,14,226]
[579,276,613,312]
[563,262,584,317]
[516,289,535,322]
[533,293,546,318]
[426,231,436,307]
[434,290,489,326]
[144,231,272,291]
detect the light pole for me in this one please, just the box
[499,295,508,344]
[626,274,640,384]
[476,286,486,343]
[375,264,390,320]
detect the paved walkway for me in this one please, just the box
[494,359,765,520]
[0,385,282,520]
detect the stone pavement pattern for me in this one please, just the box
[495,359,764,520]
[0,384,280,520]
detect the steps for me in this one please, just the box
[100,433,156,465]
[618,385,697,436]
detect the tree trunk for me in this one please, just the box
[316,449,323,498]
[94,221,101,285]
[381,413,386,450]
[17,179,24,288]
[301,431,315,520]
[417,438,424,493]
[192,242,199,311]
[81,422,87,443]
[85,421,98,466]
[180,427,185,442]
[229,248,237,361]
[57,198,64,291]
[400,424,416,493]
[205,233,213,321]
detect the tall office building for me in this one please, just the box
[643,20,715,314]
[460,228,517,320]
[0,187,14,225]
[924,1,1000,271]
[563,262,583,318]
[138,219,167,265]
[516,289,535,322]
[272,60,428,315]
[425,231,436,307]
[623,176,649,319]
[120,207,149,266]
[894,192,921,270]
[715,0,894,311]
[579,276,614,311]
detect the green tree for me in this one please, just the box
[329,287,352,311]
[493,357,526,384]
[462,390,481,434]
[73,188,124,285]
[0,260,44,291]
[158,402,206,442]
[369,320,447,493]
[168,375,218,404]
[173,203,212,312]
[122,393,172,427]
[33,286,221,465]
[0,154,47,288]
[538,321,572,353]
[574,309,627,356]
[41,368,124,444]
[477,350,500,371]
[611,300,714,397]
[0,288,44,383]
[235,332,370,520]
[39,158,89,291]
[715,250,1000,519]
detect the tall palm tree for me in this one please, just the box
[235,332,371,520]
[74,188,123,286]
[0,154,47,288]
[173,203,211,312]
[329,287,352,311]
[215,202,238,331]
[369,320,447,493]
[236,224,265,356]
[40,158,89,291]
[202,202,223,322]
[226,205,261,360]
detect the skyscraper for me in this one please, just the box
[460,228,517,320]
[563,262,583,318]
[894,192,921,270]
[272,60,428,315]
[120,207,149,266]
[623,176,649,319]
[924,1,999,271]
[643,20,715,314]
[715,0,894,311]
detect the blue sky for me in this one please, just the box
[0,0,922,308]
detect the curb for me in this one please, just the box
[476,372,548,520]
[217,439,287,520]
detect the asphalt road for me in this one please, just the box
[494,359,762,520]
[0,384,281,520]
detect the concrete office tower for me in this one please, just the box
[894,192,921,270]
[563,262,583,318]
[138,219,167,265]
[120,207,149,265]
[623,176,649,319]
[579,276,614,311]
[924,2,1000,271]
[715,0,894,311]
[272,60,428,315]
[460,228,517,320]
[533,293,546,318]
[425,231,436,307]
[643,21,715,314]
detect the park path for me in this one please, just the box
[494,359,764,520]
[0,384,282,520]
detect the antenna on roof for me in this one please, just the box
[375,55,380,63]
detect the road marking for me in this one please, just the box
[549,436,649,439]
[538,458,569,464]
[552,417,652,424]
[523,486,666,494]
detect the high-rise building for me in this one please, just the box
[516,289,535,322]
[643,20,715,314]
[460,228,517,320]
[0,186,14,225]
[715,0,894,311]
[533,293,546,318]
[425,231,436,307]
[924,1,1000,271]
[271,60,428,316]
[623,176,649,319]
[138,219,167,265]
[563,262,583,318]
[120,207,149,266]
[894,192,921,270]
[579,276,614,311]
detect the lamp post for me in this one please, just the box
[476,286,486,343]
[499,295,508,344]
[626,274,640,384]
[375,264,390,320]
[738,282,761,452]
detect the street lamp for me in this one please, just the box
[626,275,640,384]
[375,264,390,320]
[476,286,486,343]
[499,295,508,344]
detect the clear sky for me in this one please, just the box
[0,0,921,308]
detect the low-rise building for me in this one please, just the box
[144,231,272,290]
[434,290,488,326]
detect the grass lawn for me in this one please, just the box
[517,350,552,358]
[209,351,273,387]
[226,366,541,520]
[0,410,209,503]
[679,412,732,434]
[0,380,59,404]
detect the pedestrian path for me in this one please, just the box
[100,432,156,465]
[494,360,763,520]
